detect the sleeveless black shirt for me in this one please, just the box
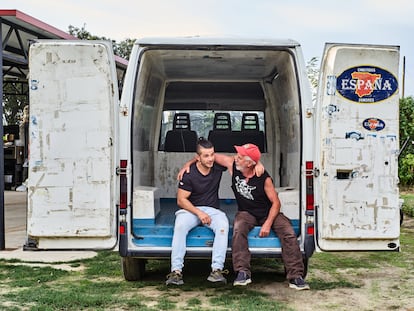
[231,162,272,220]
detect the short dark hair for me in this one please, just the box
[197,137,214,154]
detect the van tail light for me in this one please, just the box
[119,222,126,235]
[119,160,128,210]
[118,160,128,251]
[305,161,314,211]
[119,221,128,256]
[306,224,314,235]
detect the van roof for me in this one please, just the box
[136,36,300,47]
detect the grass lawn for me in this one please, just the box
[1,194,413,310]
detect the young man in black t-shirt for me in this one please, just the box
[166,139,229,285]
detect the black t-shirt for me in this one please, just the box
[231,162,272,220]
[178,163,226,209]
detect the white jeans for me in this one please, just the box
[170,206,229,272]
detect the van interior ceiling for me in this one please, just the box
[131,47,301,199]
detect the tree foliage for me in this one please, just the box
[306,57,319,104]
[2,82,28,125]
[113,38,136,60]
[399,96,414,186]
[68,24,135,60]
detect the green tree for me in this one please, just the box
[2,81,28,125]
[114,38,136,60]
[399,96,414,186]
[306,56,319,104]
[68,24,112,41]
[68,24,135,60]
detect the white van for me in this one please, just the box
[26,38,401,280]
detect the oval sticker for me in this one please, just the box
[362,118,386,131]
[336,66,398,103]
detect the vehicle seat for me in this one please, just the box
[232,113,266,152]
[208,113,233,152]
[164,113,197,152]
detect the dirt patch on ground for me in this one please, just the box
[7,262,85,272]
[273,266,412,311]
[138,217,414,311]
[140,266,413,311]
[258,218,414,310]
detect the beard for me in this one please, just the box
[235,164,245,172]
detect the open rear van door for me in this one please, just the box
[26,41,119,249]
[314,43,400,251]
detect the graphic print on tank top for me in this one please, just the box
[234,176,256,200]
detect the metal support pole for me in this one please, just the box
[402,56,405,98]
[0,18,6,250]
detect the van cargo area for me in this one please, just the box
[130,42,302,197]
[123,40,306,264]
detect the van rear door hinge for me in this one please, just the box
[307,167,320,177]
[116,166,128,175]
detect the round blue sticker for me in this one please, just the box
[362,118,386,131]
[336,66,398,103]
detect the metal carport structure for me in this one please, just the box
[0,9,128,249]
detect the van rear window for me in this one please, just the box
[159,110,266,153]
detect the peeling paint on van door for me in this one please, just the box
[27,41,119,249]
[314,43,400,251]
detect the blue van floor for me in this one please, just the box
[132,198,299,248]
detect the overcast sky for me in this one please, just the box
[2,0,414,96]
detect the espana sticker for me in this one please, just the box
[362,118,385,131]
[336,66,398,103]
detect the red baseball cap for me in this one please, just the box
[234,143,261,163]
